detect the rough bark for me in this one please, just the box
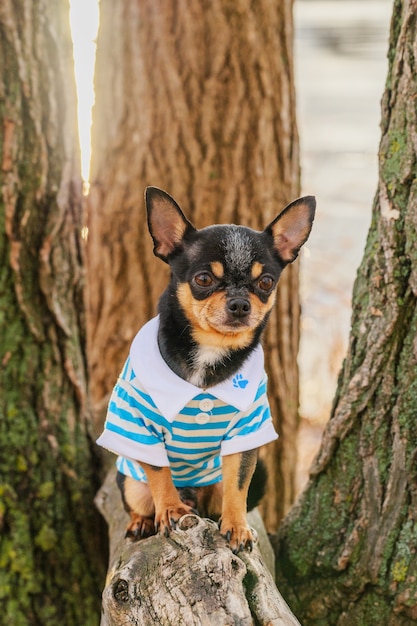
[0,1,106,623]
[88,0,301,527]
[96,468,300,626]
[275,0,417,623]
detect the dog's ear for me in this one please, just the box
[265,196,316,263]
[145,187,196,262]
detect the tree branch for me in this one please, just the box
[96,468,300,625]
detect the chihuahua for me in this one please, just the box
[97,187,315,552]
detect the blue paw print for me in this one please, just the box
[233,374,249,389]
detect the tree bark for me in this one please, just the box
[275,0,417,623]
[88,0,301,527]
[96,468,300,626]
[0,1,105,623]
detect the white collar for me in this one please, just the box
[129,316,265,421]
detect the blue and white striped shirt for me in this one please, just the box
[97,316,278,487]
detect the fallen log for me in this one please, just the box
[96,468,300,625]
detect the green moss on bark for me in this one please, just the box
[0,1,106,623]
[275,1,417,622]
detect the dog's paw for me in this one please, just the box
[219,516,254,553]
[155,503,197,537]
[125,513,155,540]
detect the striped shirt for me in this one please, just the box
[96,316,278,487]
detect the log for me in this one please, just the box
[95,468,300,625]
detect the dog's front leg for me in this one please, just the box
[220,449,257,553]
[139,462,196,536]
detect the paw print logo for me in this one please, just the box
[233,374,249,389]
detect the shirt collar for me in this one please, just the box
[129,316,265,421]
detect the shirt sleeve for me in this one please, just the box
[220,376,278,456]
[96,362,170,467]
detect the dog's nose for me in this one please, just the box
[227,298,251,318]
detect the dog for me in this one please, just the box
[97,186,315,552]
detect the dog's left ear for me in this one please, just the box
[265,196,316,263]
[145,187,196,262]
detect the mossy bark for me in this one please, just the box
[88,0,301,528]
[275,1,417,623]
[0,1,106,623]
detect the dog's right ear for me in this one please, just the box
[145,187,196,262]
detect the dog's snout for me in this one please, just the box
[227,297,251,318]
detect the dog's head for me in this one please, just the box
[146,187,315,352]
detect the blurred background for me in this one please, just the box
[69,0,393,492]
[294,0,391,489]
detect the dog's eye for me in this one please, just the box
[194,272,214,288]
[258,275,274,292]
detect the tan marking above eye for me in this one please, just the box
[251,261,264,280]
[210,261,224,278]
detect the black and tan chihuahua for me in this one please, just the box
[97,187,315,553]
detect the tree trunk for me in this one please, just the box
[275,0,417,623]
[96,468,300,626]
[0,1,105,623]
[88,0,301,527]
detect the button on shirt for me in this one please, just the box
[96,316,278,487]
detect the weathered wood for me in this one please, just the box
[96,469,300,625]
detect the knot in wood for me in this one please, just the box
[113,578,131,604]
[177,514,200,530]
